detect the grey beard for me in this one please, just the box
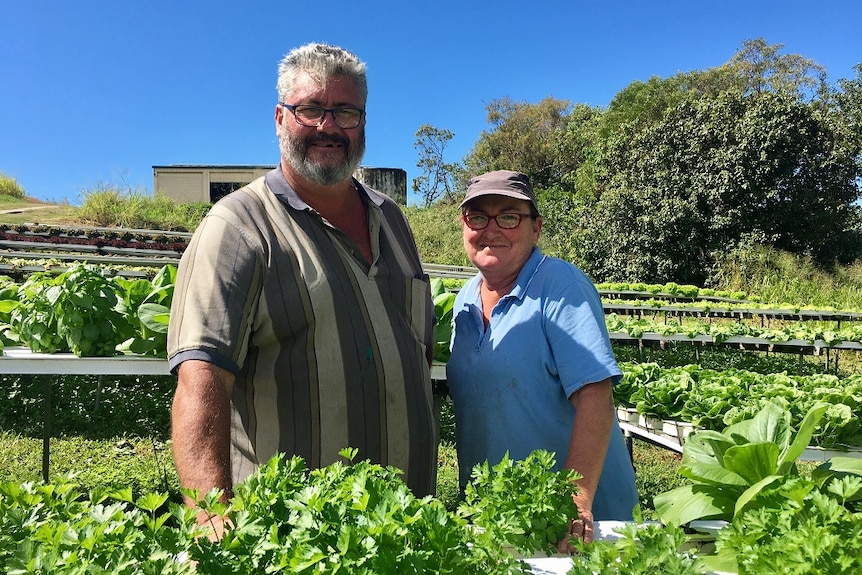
[279,129,365,186]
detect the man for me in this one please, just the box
[168,43,437,521]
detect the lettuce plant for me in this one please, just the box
[654,400,831,525]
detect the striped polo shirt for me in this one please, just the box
[167,168,437,496]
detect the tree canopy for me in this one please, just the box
[418,39,862,285]
[412,124,462,207]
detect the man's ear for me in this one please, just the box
[275,104,284,129]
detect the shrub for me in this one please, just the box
[403,203,468,265]
[78,184,209,231]
[0,173,25,199]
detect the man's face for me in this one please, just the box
[276,71,366,186]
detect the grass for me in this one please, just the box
[0,374,176,495]
[631,442,686,517]
[0,432,177,496]
[0,188,208,230]
[76,186,210,232]
[711,245,862,310]
[0,195,78,225]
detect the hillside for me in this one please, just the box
[0,196,78,225]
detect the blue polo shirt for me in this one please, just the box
[446,248,637,520]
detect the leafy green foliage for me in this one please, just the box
[629,365,697,419]
[710,478,862,574]
[0,450,536,575]
[195,448,527,575]
[653,400,862,526]
[463,97,579,190]
[457,450,580,556]
[607,309,862,347]
[597,281,743,300]
[587,88,862,283]
[431,277,456,363]
[114,264,175,357]
[0,476,198,574]
[616,362,862,447]
[569,522,707,575]
[1,263,176,357]
[8,265,136,356]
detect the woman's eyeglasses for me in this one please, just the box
[462,213,532,230]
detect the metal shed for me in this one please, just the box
[153,165,407,205]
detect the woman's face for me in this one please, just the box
[461,195,542,279]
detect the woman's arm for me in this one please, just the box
[560,377,615,547]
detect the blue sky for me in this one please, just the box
[2,1,860,207]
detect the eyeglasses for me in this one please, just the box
[462,212,533,230]
[281,103,365,129]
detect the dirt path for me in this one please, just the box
[0,205,55,214]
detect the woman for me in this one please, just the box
[446,170,638,546]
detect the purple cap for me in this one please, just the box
[459,170,539,213]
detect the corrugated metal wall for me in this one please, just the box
[154,165,407,205]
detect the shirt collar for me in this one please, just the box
[466,246,545,306]
[507,246,545,301]
[264,165,387,210]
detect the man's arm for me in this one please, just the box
[171,360,236,509]
[560,377,615,547]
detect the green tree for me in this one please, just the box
[554,103,604,195]
[728,37,828,100]
[836,63,862,172]
[582,91,862,284]
[599,75,692,141]
[463,97,573,188]
[412,124,461,207]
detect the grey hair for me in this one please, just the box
[276,43,368,105]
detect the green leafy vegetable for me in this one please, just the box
[710,479,862,575]
[569,522,707,575]
[457,450,581,557]
[9,265,136,356]
[654,400,832,525]
[431,277,456,363]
